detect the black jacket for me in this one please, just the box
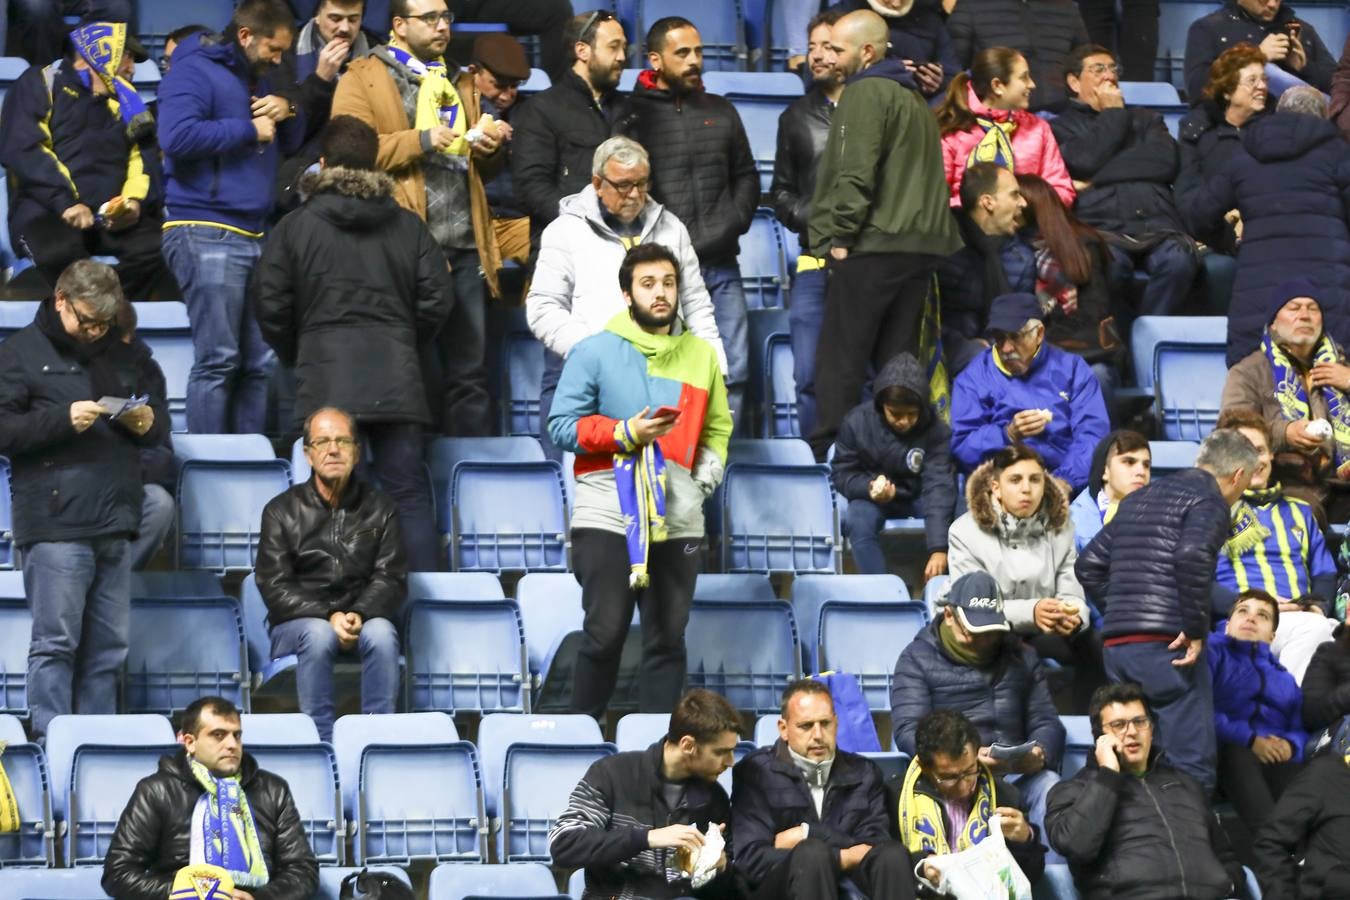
[1183,0,1336,104]
[890,619,1065,769]
[510,69,620,242]
[0,62,164,247]
[770,86,834,241]
[101,751,319,900]
[254,475,407,628]
[1049,101,1186,237]
[253,166,453,426]
[1045,751,1241,900]
[549,741,737,900]
[731,741,894,888]
[614,72,759,265]
[946,0,1089,111]
[827,0,960,98]
[831,353,956,551]
[1253,754,1350,900]
[0,302,168,547]
[1076,468,1232,640]
[1302,627,1350,732]
[1174,102,1258,255]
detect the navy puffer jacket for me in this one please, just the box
[1183,111,1350,366]
[1076,468,1232,640]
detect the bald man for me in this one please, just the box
[805,10,960,461]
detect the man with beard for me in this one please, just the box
[158,0,301,435]
[254,407,407,742]
[615,17,758,430]
[771,9,843,437]
[547,242,731,720]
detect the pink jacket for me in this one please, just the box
[941,85,1076,207]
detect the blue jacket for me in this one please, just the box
[157,32,303,233]
[1070,488,1103,553]
[1206,632,1307,762]
[1076,468,1232,640]
[1184,111,1350,367]
[950,342,1108,493]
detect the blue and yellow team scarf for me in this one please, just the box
[965,115,1017,171]
[187,757,269,889]
[923,274,951,425]
[898,756,998,857]
[170,863,234,900]
[614,420,668,590]
[386,40,470,157]
[1264,329,1350,478]
[68,22,153,140]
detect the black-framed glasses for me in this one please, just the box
[1103,716,1152,735]
[601,175,650,196]
[576,9,616,43]
[399,10,454,26]
[308,436,358,451]
[64,301,114,332]
[1085,62,1120,75]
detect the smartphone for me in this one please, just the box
[1286,21,1302,39]
[651,405,683,421]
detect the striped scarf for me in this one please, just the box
[68,22,153,140]
[898,755,998,856]
[965,115,1017,171]
[1264,330,1350,478]
[614,421,668,589]
[385,40,470,157]
[922,275,951,425]
[188,757,269,889]
[0,741,18,833]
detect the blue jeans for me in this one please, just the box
[128,484,175,571]
[843,497,916,575]
[437,248,490,436]
[270,615,399,742]
[23,537,131,741]
[1007,768,1062,863]
[789,267,826,438]
[1108,237,1198,317]
[537,348,566,462]
[701,263,749,431]
[162,225,275,434]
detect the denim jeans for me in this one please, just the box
[270,615,399,742]
[844,497,918,575]
[23,537,131,741]
[358,422,439,573]
[128,484,175,571]
[537,348,566,462]
[1007,768,1062,863]
[162,225,275,434]
[438,248,491,436]
[1108,237,1198,317]
[789,267,826,438]
[700,263,749,432]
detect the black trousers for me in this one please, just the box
[809,252,933,460]
[1029,627,1107,714]
[749,838,916,900]
[571,528,701,720]
[1077,0,1161,82]
[357,422,441,573]
[450,0,575,80]
[15,211,172,300]
[1217,742,1303,866]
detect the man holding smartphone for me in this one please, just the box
[548,242,732,720]
[1184,0,1336,102]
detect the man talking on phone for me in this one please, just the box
[1044,683,1247,899]
[549,242,732,720]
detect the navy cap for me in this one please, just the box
[985,292,1044,336]
[1265,278,1321,326]
[942,571,1010,634]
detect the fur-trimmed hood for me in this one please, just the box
[298,166,401,231]
[299,165,396,200]
[966,457,1071,535]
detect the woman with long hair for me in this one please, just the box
[935,47,1075,207]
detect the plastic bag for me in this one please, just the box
[922,815,1032,900]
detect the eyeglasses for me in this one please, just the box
[400,10,454,26]
[931,766,980,788]
[576,9,616,43]
[1085,62,1120,75]
[308,436,357,451]
[64,302,114,332]
[601,175,650,196]
[1237,74,1268,89]
[1103,716,1152,735]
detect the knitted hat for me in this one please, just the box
[1265,277,1321,326]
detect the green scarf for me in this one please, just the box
[899,755,998,856]
[1263,329,1350,477]
[938,620,992,668]
[188,757,269,888]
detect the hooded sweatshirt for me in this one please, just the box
[548,312,732,539]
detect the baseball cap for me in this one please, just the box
[985,292,1044,336]
[942,571,1010,634]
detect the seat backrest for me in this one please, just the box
[238,573,272,677]
[1155,345,1228,441]
[684,599,800,713]
[1060,714,1094,778]
[516,573,585,682]
[692,573,777,603]
[923,574,950,621]
[0,301,39,338]
[0,458,13,569]
[764,335,799,437]
[333,712,459,818]
[503,332,546,437]
[753,713,778,747]
[130,301,189,331]
[1130,316,1226,392]
[428,861,557,899]
[817,601,929,710]
[172,433,276,463]
[129,570,228,600]
[429,437,545,533]
[1118,81,1182,105]
[520,67,551,93]
[125,597,248,715]
[357,743,485,865]
[45,714,174,820]
[67,744,181,865]
[0,726,52,866]
[0,867,111,899]
[502,743,616,862]
[450,461,567,573]
[727,437,814,467]
[240,713,321,745]
[177,460,291,570]
[737,210,787,306]
[722,463,837,573]
[0,600,31,716]
[248,742,343,864]
[614,713,671,752]
[1148,440,1201,477]
[476,714,604,818]
[405,598,528,714]
[407,571,507,601]
[641,0,744,69]
[792,574,911,664]
[703,71,804,98]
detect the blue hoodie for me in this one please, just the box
[1206,631,1308,762]
[158,32,303,234]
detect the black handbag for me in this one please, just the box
[338,868,415,900]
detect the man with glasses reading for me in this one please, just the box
[1044,682,1246,899]
[255,407,407,742]
[0,260,167,742]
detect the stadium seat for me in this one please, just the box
[172,432,276,463]
[45,713,177,865]
[129,301,192,432]
[519,68,552,93]
[791,574,910,671]
[332,712,460,820]
[247,741,344,865]
[428,862,558,899]
[239,712,321,745]
[125,596,250,715]
[429,436,545,533]
[449,461,568,573]
[1060,715,1094,778]
[515,572,585,692]
[0,867,111,899]
[1129,316,1226,393]
[763,333,799,438]
[131,58,160,103]
[405,592,529,714]
[1148,440,1201,477]
[136,0,236,54]
[355,741,486,865]
[614,713,671,752]
[739,209,789,308]
[728,437,814,467]
[685,597,801,713]
[1155,344,1227,441]
[817,601,929,711]
[0,458,13,569]
[692,573,777,603]
[705,75,802,192]
[0,57,29,110]
[0,301,39,340]
[1118,81,1182,106]
[860,750,909,782]
[239,572,296,690]
[0,585,31,716]
[753,713,778,747]
[0,714,53,866]
[721,463,839,573]
[503,330,546,437]
[923,574,950,621]
[315,866,413,900]
[129,569,227,599]
[746,307,790,436]
[640,0,746,71]
[177,456,291,570]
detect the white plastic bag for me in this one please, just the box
[688,821,725,889]
[922,814,1033,900]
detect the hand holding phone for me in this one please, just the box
[1094,733,1122,772]
[650,405,682,422]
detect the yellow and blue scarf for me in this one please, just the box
[965,115,1017,171]
[69,22,152,141]
[188,757,269,889]
[386,40,470,157]
[614,420,668,589]
[898,756,998,856]
[921,274,951,425]
[1264,330,1350,478]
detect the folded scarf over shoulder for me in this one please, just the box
[68,22,154,142]
[188,756,269,889]
[386,41,471,158]
[1264,329,1350,478]
[614,420,667,589]
[898,755,998,856]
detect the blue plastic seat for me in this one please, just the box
[355,742,486,864]
[728,437,815,467]
[859,751,909,782]
[136,0,236,54]
[0,593,31,716]
[132,301,191,431]
[405,595,529,714]
[125,596,249,715]
[1148,440,1201,477]
[738,209,789,307]
[450,461,568,573]
[503,331,546,437]
[314,867,412,900]
[0,867,111,898]
[239,713,321,745]
[332,713,459,821]
[817,601,929,711]
[239,572,295,690]
[177,458,291,571]
[128,569,227,600]
[428,862,558,899]
[247,742,344,865]
[614,713,671,752]
[516,572,585,691]
[746,307,790,436]
[1155,344,1228,441]
[753,713,779,747]
[0,714,53,866]
[640,0,746,71]
[520,68,552,93]
[923,574,950,621]
[1129,316,1226,393]
[764,334,799,438]
[429,437,545,533]
[1118,81,1182,105]
[684,597,801,713]
[791,574,910,671]
[722,463,838,573]
[718,85,800,194]
[1060,715,1094,778]
[172,432,276,463]
[0,458,13,569]
[692,573,777,603]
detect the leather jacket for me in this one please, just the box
[770,86,834,240]
[254,475,407,627]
